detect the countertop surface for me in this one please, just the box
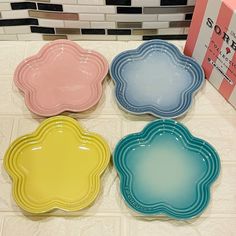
[0,40,235,236]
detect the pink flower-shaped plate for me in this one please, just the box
[14,40,108,117]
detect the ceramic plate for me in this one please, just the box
[110,40,204,118]
[14,40,108,117]
[4,116,110,214]
[113,119,220,219]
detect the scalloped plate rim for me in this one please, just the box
[4,116,110,214]
[113,119,220,219]
[14,40,109,117]
[110,40,205,119]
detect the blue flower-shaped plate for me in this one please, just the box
[113,119,220,219]
[110,40,204,118]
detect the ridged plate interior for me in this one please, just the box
[113,119,220,219]
[4,116,110,214]
[14,40,108,117]
[110,40,204,118]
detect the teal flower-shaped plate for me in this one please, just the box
[113,119,220,219]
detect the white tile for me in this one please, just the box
[229,86,236,108]
[81,117,122,150]
[38,19,64,28]
[0,28,4,34]
[0,80,30,115]
[184,27,189,34]
[158,28,184,35]
[10,118,41,141]
[91,21,115,28]
[127,216,236,236]
[188,0,196,5]
[17,34,43,41]
[0,3,11,10]
[64,20,90,28]
[106,14,157,22]
[187,82,236,116]
[143,21,169,28]
[117,35,142,41]
[51,0,77,3]
[0,44,26,75]
[76,0,104,4]
[79,13,105,21]
[180,116,236,162]
[3,26,31,34]
[0,160,20,212]
[0,34,18,41]
[76,0,105,4]
[132,0,160,6]
[67,34,116,41]
[0,117,14,160]
[1,216,121,236]
[2,0,30,1]
[1,10,29,19]
[52,0,104,3]
[158,13,185,21]
[63,5,116,13]
[24,41,47,56]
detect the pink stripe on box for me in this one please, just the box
[184,0,208,57]
[218,0,236,99]
[224,0,236,9]
[201,2,233,81]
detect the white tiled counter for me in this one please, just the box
[0,40,235,236]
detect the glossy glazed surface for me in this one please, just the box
[0,39,235,235]
[14,40,108,117]
[110,40,204,118]
[113,119,220,219]
[4,116,110,214]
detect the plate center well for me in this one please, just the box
[125,132,207,208]
[122,50,193,110]
[26,47,100,108]
[17,125,101,203]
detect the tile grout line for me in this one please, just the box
[0,216,5,236]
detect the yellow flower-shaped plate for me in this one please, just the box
[4,116,110,214]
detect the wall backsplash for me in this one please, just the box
[0,0,195,41]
